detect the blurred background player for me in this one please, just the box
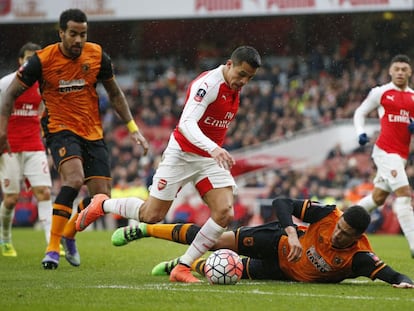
[0,42,53,257]
[111,197,414,288]
[0,9,149,269]
[76,46,261,283]
[354,54,414,258]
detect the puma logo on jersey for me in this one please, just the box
[386,95,394,101]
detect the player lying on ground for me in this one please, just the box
[111,197,413,288]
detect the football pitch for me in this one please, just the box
[1,228,413,311]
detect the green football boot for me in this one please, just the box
[151,257,180,276]
[111,223,147,246]
[1,243,17,257]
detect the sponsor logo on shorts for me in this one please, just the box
[158,178,167,190]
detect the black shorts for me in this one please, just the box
[46,131,111,179]
[235,221,288,280]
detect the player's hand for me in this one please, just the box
[285,226,302,262]
[392,282,414,289]
[130,131,149,156]
[210,147,235,170]
[0,131,11,155]
[358,133,369,146]
[287,235,302,262]
[408,118,414,134]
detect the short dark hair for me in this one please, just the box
[18,42,41,58]
[59,8,87,30]
[231,46,262,69]
[343,205,371,235]
[391,54,411,65]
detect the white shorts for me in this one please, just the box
[0,151,52,194]
[150,147,237,201]
[371,145,408,192]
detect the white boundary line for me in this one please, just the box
[90,283,414,302]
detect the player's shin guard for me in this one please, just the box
[37,200,52,244]
[393,196,414,253]
[47,186,79,253]
[63,197,91,239]
[179,218,226,266]
[0,202,14,243]
[357,194,378,213]
[192,258,206,276]
[145,223,200,244]
[47,204,73,253]
[102,197,143,220]
[77,197,91,213]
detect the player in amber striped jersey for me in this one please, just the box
[112,197,413,288]
[354,54,414,258]
[0,9,149,269]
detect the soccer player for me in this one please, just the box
[111,197,414,288]
[0,9,149,269]
[76,46,262,283]
[0,42,53,257]
[353,54,414,258]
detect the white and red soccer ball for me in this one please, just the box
[204,249,243,285]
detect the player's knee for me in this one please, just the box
[372,191,388,206]
[64,176,84,190]
[32,186,51,201]
[212,205,234,227]
[224,208,234,226]
[3,194,19,208]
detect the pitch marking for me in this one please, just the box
[91,283,414,302]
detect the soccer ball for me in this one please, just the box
[204,249,243,285]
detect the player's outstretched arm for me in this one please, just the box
[375,265,413,288]
[102,78,149,155]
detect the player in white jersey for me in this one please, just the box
[353,54,414,258]
[76,46,262,282]
[0,42,53,257]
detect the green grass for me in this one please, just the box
[1,229,413,311]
